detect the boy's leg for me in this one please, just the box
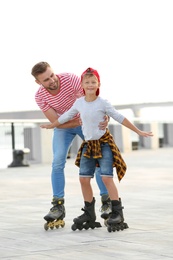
[76,126,110,213]
[71,155,101,231]
[80,177,93,202]
[107,199,129,232]
[76,126,108,197]
[95,167,108,196]
[98,143,115,219]
[99,143,128,231]
[95,167,111,217]
[72,197,101,231]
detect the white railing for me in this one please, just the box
[0,119,173,168]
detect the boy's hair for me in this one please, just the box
[31,62,50,78]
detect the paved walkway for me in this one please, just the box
[0,147,173,260]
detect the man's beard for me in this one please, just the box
[47,85,58,91]
[44,81,59,91]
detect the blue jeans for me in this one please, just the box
[51,126,108,198]
[79,143,114,177]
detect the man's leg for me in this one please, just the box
[95,167,108,196]
[44,127,75,221]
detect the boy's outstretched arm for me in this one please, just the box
[122,118,154,137]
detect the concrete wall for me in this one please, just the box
[163,123,173,146]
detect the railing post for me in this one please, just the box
[11,122,15,150]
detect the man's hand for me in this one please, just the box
[98,115,109,130]
[40,123,54,129]
[79,117,82,126]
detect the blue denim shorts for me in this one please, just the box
[79,142,114,177]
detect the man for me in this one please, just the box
[31,62,110,226]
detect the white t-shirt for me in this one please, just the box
[58,96,125,140]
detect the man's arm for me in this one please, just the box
[43,108,80,128]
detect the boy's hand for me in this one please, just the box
[138,130,153,137]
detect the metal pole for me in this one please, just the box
[11,122,15,150]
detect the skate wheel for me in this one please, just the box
[91,225,95,229]
[53,219,65,229]
[120,224,124,230]
[44,223,49,231]
[112,226,117,232]
[95,222,102,228]
[124,223,129,229]
[78,225,83,230]
[84,223,89,230]
[107,225,112,232]
[121,225,125,230]
[61,222,65,228]
[116,226,120,231]
[71,224,77,231]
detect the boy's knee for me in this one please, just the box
[80,177,90,185]
[101,176,111,185]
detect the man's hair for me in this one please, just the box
[31,62,50,78]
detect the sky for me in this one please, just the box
[0,0,173,113]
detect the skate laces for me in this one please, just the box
[77,208,89,219]
[50,204,63,213]
[110,211,120,219]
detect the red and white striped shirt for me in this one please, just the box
[35,73,84,118]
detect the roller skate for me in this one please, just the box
[71,197,102,231]
[44,197,65,231]
[100,194,111,226]
[106,198,129,232]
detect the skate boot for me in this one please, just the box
[44,197,65,231]
[100,194,111,225]
[71,197,102,231]
[107,198,129,232]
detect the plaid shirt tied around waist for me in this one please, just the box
[75,129,127,181]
